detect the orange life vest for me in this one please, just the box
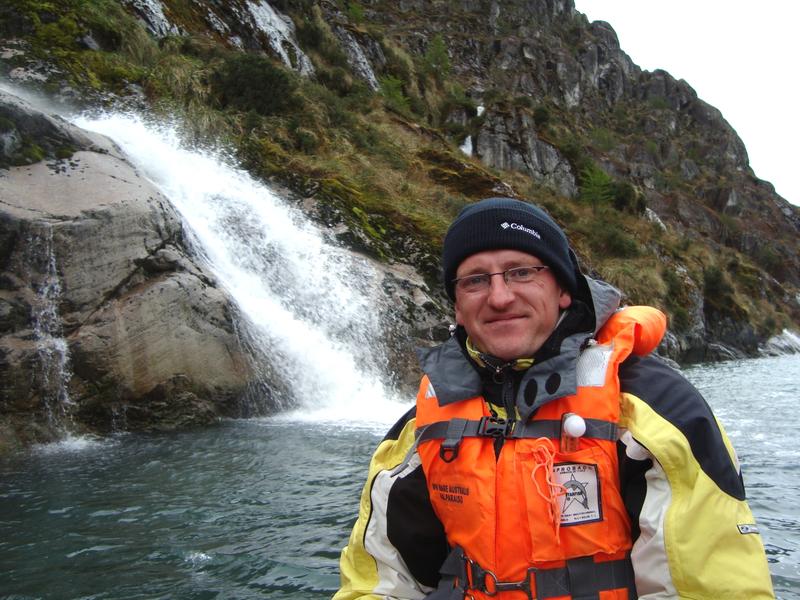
[415,306,666,600]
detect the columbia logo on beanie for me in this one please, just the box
[442,197,578,300]
[501,221,542,239]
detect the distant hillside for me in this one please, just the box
[1,0,798,362]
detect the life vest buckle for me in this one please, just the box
[439,443,459,463]
[466,557,536,599]
[478,416,515,438]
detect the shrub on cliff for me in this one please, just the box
[211,54,298,116]
[422,34,451,82]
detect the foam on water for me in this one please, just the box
[32,434,110,455]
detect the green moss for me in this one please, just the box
[35,15,81,49]
[81,50,145,88]
[418,148,507,197]
[320,176,364,203]
[0,117,14,134]
[351,205,385,239]
[11,139,45,165]
[55,145,75,159]
[346,2,365,24]
[236,134,290,179]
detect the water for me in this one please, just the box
[1,354,798,599]
[27,223,74,432]
[0,421,384,600]
[683,355,800,599]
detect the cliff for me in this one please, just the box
[1,0,798,446]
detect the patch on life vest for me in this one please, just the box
[575,344,613,388]
[737,523,760,535]
[554,462,602,526]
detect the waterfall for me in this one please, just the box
[760,328,800,356]
[27,223,74,432]
[74,113,408,426]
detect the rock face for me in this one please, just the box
[347,0,800,360]
[0,91,254,451]
[475,109,577,197]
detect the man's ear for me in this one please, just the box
[559,289,572,310]
[454,300,465,326]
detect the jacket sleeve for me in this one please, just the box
[618,355,774,599]
[333,407,449,600]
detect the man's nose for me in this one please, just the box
[485,273,515,306]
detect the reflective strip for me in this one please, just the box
[576,343,613,387]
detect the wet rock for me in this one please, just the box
[0,92,253,450]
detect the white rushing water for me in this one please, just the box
[74,113,408,427]
[27,223,74,432]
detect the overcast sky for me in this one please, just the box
[573,0,799,206]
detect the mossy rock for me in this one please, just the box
[418,148,510,197]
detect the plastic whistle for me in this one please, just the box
[560,412,586,453]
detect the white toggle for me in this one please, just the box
[563,414,586,438]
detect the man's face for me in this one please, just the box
[454,249,572,361]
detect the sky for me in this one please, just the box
[573,0,800,206]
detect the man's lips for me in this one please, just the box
[484,314,526,325]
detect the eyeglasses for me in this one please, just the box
[452,266,551,294]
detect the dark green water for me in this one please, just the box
[0,422,383,599]
[2,354,799,599]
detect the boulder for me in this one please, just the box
[0,91,253,451]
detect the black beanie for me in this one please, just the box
[442,197,578,300]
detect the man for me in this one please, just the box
[334,197,774,599]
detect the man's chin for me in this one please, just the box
[483,343,533,363]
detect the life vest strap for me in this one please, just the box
[512,418,618,442]
[430,546,636,600]
[418,416,618,461]
[390,416,619,477]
